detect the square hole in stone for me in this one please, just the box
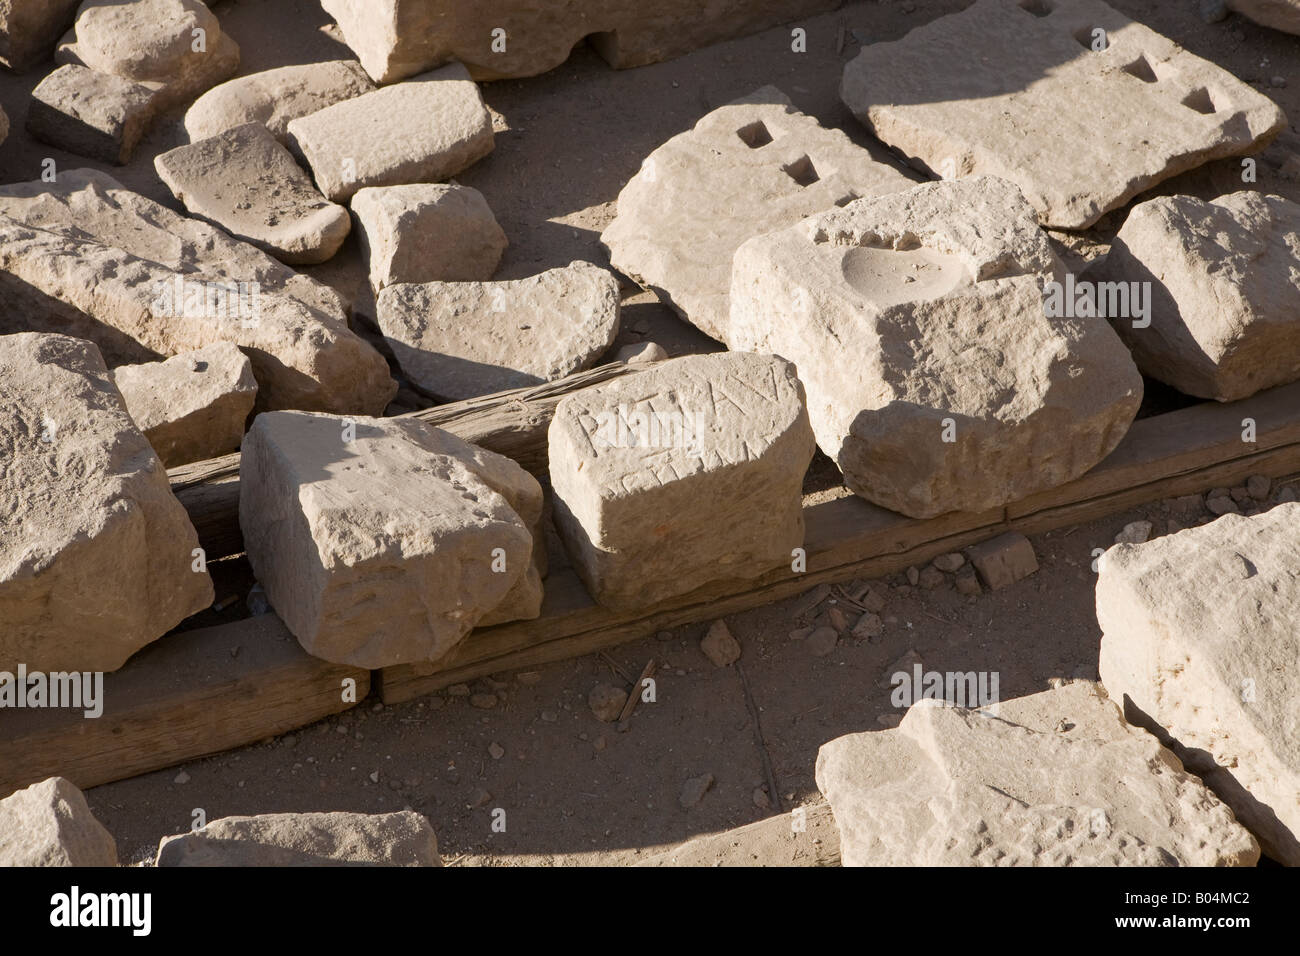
[834,191,860,207]
[737,120,773,149]
[782,155,820,187]
[1182,87,1217,114]
[1123,55,1158,83]
[1018,0,1052,16]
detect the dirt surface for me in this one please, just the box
[3,0,1299,865]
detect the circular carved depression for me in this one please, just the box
[840,245,971,309]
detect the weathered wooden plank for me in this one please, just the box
[0,616,367,798]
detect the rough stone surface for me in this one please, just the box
[57,0,240,112]
[638,801,840,866]
[184,60,375,144]
[730,177,1143,518]
[700,620,741,667]
[0,0,81,72]
[0,333,212,672]
[109,342,257,467]
[549,352,816,611]
[1228,0,1300,33]
[352,183,506,292]
[602,86,915,342]
[287,62,493,203]
[378,261,620,401]
[155,811,440,866]
[239,411,541,669]
[0,777,118,867]
[1087,192,1300,402]
[156,123,352,265]
[26,63,158,164]
[841,0,1286,229]
[1098,505,1300,865]
[616,341,668,364]
[0,169,395,415]
[816,683,1260,866]
[587,683,628,722]
[966,533,1039,591]
[322,0,842,83]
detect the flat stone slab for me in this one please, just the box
[0,0,80,72]
[0,777,117,866]
[109,342,258,468]
[729,176,1143,518]
[286,62,494,203]
[601,86,915,342]
[240,412,542,669]
[840,0,1286,228]
[549,352,816,611]
[322,0,841,82]
[156,122,353,265]
[156,811,440,866]
[816,683,1260,866]
[377,261,620,401]
[0,333,213,673]
[1087,191,1300,402]
[1098,504,1300,865]
[0,168,395,415]
[353,183,507,292]
[184,60,375,144]
[27,64,158,165]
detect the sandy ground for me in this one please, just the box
[1,0,1298,865]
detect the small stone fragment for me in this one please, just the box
[965,533,1038,591]
[679,773,714,809]
[700,620,741,667]
[1113,520,1153,545]
[587,683,629,722]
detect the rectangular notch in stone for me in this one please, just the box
[782,155,820,187]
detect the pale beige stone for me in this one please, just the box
[1098,505,1300,865]
[1228,0,1300,33]
[602,86,915,342]
[729,177,1143,518]
[377,261,620,401]
[0,169,395,415]
[0,778,117,867]
[637,802,841,866]
[26,64,158,164]
[156,123,352,266]
[109,343,257,468]
[816,683,1260,866]
[549,352,816,611]
[0,0,80,72]
[286,62,493,203]
[841,0,1286,228]
[0,333,213,673]
[156,811,439,866]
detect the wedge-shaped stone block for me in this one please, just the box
[109,343,257,468]
[730,177,1143,519]
[0,333,213,672]
[1087,192,1300,402]
[322,0,842,83]
[0,0,80,72]
[240,412,542,669]
[156,123,352,266]
[816,683,1260,866]
[156,811,440,866]
[26,63,157,164]
[841,0,1286,229]
[287,63,493,203]
[0,169,395,415]
[0,777,117,866]
[378,261,620,401]
[353,183,507,292]
[1098,505,1300,865]
[602,87,915,343]
[183,60,375,144]
[549,352,816,611]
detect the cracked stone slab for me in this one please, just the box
[240,412,541,669]
[26,63,158,165]
[0,168,395,415]
[156,123,352,266]
[377,261,620,401]
[352,183,507,292]
[0,0,80,72]
[601,86,915,342]
[841,0,1286,228]
[0,778,117,866]
[322,0,843,83]
[286,62,493,203]
[549,352,816,611]
[1086,191,1300,402]
[1098,504,1300,865]
[816,683,1260,866]
[729,176,1143,519]
[184,60,375,144]
[0,333,213,673]
[109,342,257,468]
